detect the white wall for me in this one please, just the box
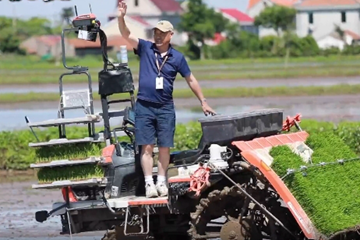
[296,10,360,40]
[247,0,270,18]
[317,36,345,50]
[102,16,150,40]
[125,0,161,16]
[247,0,279,37]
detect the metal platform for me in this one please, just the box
[50,200,106,216]
[107,196,168,208]
[32,178,107,189]
[27,115,102,128]
[50,195,168,214]
[29,137,102,147]
[30,156,102,168]
[97,109,126,119]
[49,195,168,217]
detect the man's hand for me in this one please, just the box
[201,101,216,116]
[117,0,139,49]
[118,0,127,18]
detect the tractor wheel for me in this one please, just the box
[188,184,256,240]
[188,180,305,240]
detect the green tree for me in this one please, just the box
[61,7,75,26]
[0,28,23,54]
[0,16,65,54]
[0,17,13,31]
[178,0,229,59]
[0,17,28,54]
[17,17,53,39]
[254,5,296,66]
[254,5,296,36]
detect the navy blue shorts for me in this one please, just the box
[134,99,176,147]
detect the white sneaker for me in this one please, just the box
[156,182,168,197]
[145,182,158,198]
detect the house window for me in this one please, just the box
[341,11,346,22]
[135,0,139,6]
[308,12,313,24]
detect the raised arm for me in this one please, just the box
[117,1,139,50]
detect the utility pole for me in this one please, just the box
[12,3,17,33]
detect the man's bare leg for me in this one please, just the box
[141,144,158,198]
[157,147,170,176]
[156,147,170,196]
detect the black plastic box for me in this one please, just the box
[98,65,135,96]
[198,109,284,146]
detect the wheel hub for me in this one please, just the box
[220,221,242,240]
[220,218,251,240]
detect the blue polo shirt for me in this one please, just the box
[135,38,191,104]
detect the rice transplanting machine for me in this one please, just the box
[24,6,329,240]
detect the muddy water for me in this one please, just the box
[1,93,360,239]
[0,179,105,239]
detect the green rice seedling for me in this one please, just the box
[270,131,360,237]
[35,142,104,163]
[37,164,104,183]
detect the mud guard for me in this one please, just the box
[232,131,319,240]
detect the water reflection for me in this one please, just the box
[1,77,360,94]
[2,101,360,132]
[0,106,249,131]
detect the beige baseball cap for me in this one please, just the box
[153,20,174,32]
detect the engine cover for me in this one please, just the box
[103,142,144,198]
[198,108,284,146]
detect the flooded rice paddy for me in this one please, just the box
[1,76,360,239]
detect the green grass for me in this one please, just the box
[2,54,360,84]
[2,54,360,70]
[35,142,104,163]
[1,84,360,103]
[36,164,104,183]
[270,131,360,236]
[2,66,360,84]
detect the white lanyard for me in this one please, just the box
[155,53,169,76]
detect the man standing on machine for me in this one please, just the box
[117,0,216,198]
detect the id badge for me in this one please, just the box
[156,76,163,89]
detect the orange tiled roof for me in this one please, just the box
[36,35,61,46]
[344,30,360,40]
[297,0,360,7]
[247,0,262,9]
[271,0,298,6]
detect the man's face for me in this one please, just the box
[153,28,173,47]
